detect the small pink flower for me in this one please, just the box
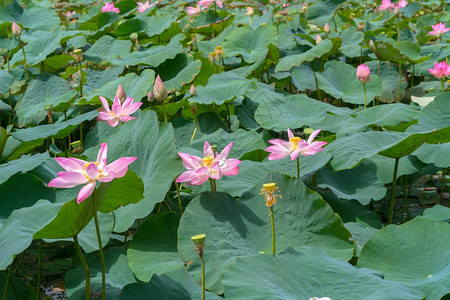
[48,143,137,204]
[186,5,202,15]
[266,128,327,161]
[356,64,371,83]
[396,0,408,8]
[379,0,395,11]
[429,22,450,36]
[11,22,21,38]
[137,1,155,13]
[198,0,223,8]
[102,2,120,13]
[315,34,322,44]
[97,96,142,127]
[428,62,450,79]
[324,23,330,34]
[176,141,241,186]
[65,11,77,18]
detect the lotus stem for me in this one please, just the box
[440,168,446,204]
[200,253,205,300]
[92,190,106,300]
[397,16,402,100]
[388,158,400,224]
[363,82,367,109]
[311,63,322,101]
[74,235,90,300]
[2,266,10,300]
[410,64,415,90]
[37,239,42,299]
[270,205,276,255]
[18,37,29,78]
[440,79,445,93]
[400,176,411,221]
[174,178,183,214]
[162,101,168,123]
[190,115,198,144]
[296,156,300,179]
[209,178,216,192]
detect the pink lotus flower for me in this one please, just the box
[137,1,155,13]
[379,0,395,11]
[97,96,142,127]
[429,22,450,36]
[176,141,241,186]
[266,128,327,161]
[356,64,371,83]
[396,0,408,8]
[102,2,120,13]
[197,0,223,8]
[186,5,203,15]
[65,11,77,18]
[428,62,450,79]
[48,143,137,204]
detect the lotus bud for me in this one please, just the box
[356,64,371,83]
[147,91,155,102]
[153,75,168,102]
[190,84,197,96]
[115,84,127,102]
[324,23,330,34]
[315,34,322,44]
[12,22,21,38]
[245,6,254,16]
[191,234,206,256]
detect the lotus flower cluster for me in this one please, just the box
[429,22,450,36]
[356,64,371,83]
[266,128,327,161]
[137,1,155,13]
[378,0,407,11]
[176,141,241,186]
[48,143,137,203]
[428,62,450,79]
[102,2,120,13]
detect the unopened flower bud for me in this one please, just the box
[356,64,371,83]
[190,84,197,96]
[115,84,127,102]
[12,22,21,38]
[245,6,254,16]
[324,23,330,34]
[147,91,155,102]
[153,75,168,102]
[315,34,322,44]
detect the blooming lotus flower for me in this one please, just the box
[198,0,223,8]
[428,62,450,79]
[102,2,120,13]
[396,0,408,8]
[356,64,371,83]
[48,143,137,203]
[186,5,204,15]
[97,96,142,127]
[379,0,395,10]
[266,128,327,161]
[429,22,450,36]
[137,1,155,13]
[11,22,21,38]
[176,141,241,186]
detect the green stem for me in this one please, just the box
[311,63,322,101]
[388,158,400,224]
[440,168,446,204]
[410,64,415,90]
[174,179,183,214]
[74,235,90,300]
[190,115,198,144]
[37,239,42,299]
[397,17,401,100]
[200,253,205,300]
[2,266,10,300]
[400,176,411,221]
[79,106,83,151]
[18,37,29,78]
[296,156,300,179]
[270,205,276,255]
[162,101,168,123]
[92,190,105,300]
[363,82,367,109]
[209,178,216,192]
[441,78,445,93]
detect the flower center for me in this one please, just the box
[289,137,301,149]
[81,162,102,180]
[202,156,215,167]
[262,183,277,192]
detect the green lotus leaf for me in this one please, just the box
[419,205,450,223]
[272,64,316,92]
[120,267,222,300]
[407,92,450,135]
[339,27,365,58]
[0,3,60,31]
[399,40,430,64]
[157,54,202,93]
[111,18,148,37]
[275,40,333,72]
[222,24,278,64]
[0,200,62,270]
[110,34,184,67]
[0,70,13,95]
[358,218,450,300]
[0,271,31,299]
[189,10,235,35]
[316,60,383,105]
[65,246,136,299]
[128,213,183,282]
[416,43,450,76]
[97,11,121,31]
[0,152,49,185]
[75,212,114,253]
[412,143,450,168]
[84,111,183,232]
[317,164,387,205]
[84,35,132,64]
[14,74,77,127]
[222,248,423,299]
[344,222,379,257]
[373,41,406,64]
[82,66,124,95]
[190,72,254,105]
[178,173,355,293]
[34,170,144,239]
[306,0,347,23]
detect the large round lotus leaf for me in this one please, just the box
[110,34,184,67]
[128,213,184,282]
[419,205,450,223]
[0,200,62,270]
[66,246,136,299]
[120,267,222,300]
[84,110,183,232]
[275,40,333,72]
[316,60,383,105]
[222,248,424,300]
[0,272,32,299]
[372,41,406,64]
[222,25,278,64]
[306,0,347,23]
[344,222,378,257]
[358,218,450,300]
[317,164,387,205]
[407,92,450,134]
[340,27,365,58]
[273,65,317,92]
[178,173,355,294]
[412,143,450,168]
[399,41,430,64]
[82,66,124,95]
[1,4,60,31]
[0,70,13,95]
[0,152,49,186]
[158,55,201,93]
[190,72,254,105]
[189,10,235,35]
[83,35,131,64]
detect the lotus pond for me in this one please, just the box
[0,0,449,299]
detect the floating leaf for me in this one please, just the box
[0,152,49,186]
[275,40,333,72]
[0,70,13,95]
[84,35,131,63]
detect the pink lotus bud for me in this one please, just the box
[245,7,254,16]
[324,23,330,34]
[115,84,127,102]
[147,91,155,102]
[12,22,21,38]
[356,64,371,83]
[153,75,168,102]
[315,35,322,44]
[190,84,197,96]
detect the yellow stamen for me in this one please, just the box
[202,156,215,167]
[289,136,301,150]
